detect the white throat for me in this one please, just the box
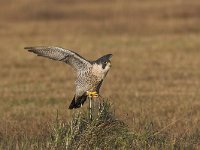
[92,63,110,80]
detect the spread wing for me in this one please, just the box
[25,46,91,71]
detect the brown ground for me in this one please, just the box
[0,0,200,148]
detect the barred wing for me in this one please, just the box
[25,46,91,71]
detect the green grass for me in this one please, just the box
[51,101,134,149]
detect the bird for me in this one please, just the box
[24,46,112,109]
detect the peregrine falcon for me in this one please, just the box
[25,46,112,109]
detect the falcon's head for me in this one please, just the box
[95,54,112,72]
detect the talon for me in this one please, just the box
[93,94,99,98]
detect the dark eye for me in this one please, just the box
[102,62,107,69]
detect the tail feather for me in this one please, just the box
[68,94,87,109]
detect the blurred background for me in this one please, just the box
[0,0,200,146]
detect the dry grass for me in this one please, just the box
[0,0,200,149]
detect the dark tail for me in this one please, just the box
[68,94,87,109]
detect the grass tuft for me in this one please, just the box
[50,101,135,149]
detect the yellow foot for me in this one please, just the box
[86,91,99,98]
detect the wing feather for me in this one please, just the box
[25,46,91,71]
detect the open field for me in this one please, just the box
[0,0,200,149]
